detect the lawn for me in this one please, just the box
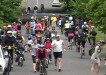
[96,30,105,42]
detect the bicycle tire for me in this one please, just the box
[80,46,83,59]
[20,57,23,67]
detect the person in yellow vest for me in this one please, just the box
[64,20,71,36]
[51,14,57,31]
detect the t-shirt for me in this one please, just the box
[52,40,63,52]
[29,20,36,28]
[28,40,33,45]
[31,44,39,56]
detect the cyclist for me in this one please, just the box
[64,20,71,37]
[3,31,17,67]
[16,32,25,46]
[44,38,52,62]
[15,44,25,62]
[36,45,48,71]
[67,30,75,48]
[36,31,43,44]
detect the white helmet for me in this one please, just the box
[7,31,12,34]
[7,25,12,27]
[84,22,87,25]
[69,16,73,21]
[31,16,34,19]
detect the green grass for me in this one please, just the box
[96,30,105,42]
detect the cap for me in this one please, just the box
[56,34,60,37]
[7,31,12,33]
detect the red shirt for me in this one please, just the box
[36,49,48,59]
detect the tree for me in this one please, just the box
[62,0,106,33]
[0,0,22,25]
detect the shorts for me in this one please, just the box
[53,52,62,59]
[32,55,36,63]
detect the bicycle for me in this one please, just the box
[39,59,48,75]
[80,45,83,59]
[15,50,24,67]
[68,38,74,50]
[3,46,16,71]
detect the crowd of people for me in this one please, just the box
[0,13,106,75]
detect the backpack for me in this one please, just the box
[91,30,97,36]
[44,41,51,49]
[68,32,74,38]
[35,24,42,30]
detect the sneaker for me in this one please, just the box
[58,69,61,72]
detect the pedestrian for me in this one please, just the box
[41,4,44,13]
[52,34,66,72]
[27,6,30,14]
[29,39,40,72]
[34,5,38,14]
[91,41,104,75]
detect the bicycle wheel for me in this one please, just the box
[44,68,47,75]
[19,57,23,67]
[80,46,83,59]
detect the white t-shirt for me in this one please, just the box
[52,40,63,52]
[58,20,62,26]
[31,44,39,56]
[28,40,33,45]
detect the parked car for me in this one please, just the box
[0,45,10,75]
[52,0,61,7]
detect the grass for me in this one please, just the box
[96,30,105,42]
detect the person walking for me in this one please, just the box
[29,39,39,72]
[52,34,66,72]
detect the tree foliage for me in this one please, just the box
[62,0,106,33]
[0,0,22,25]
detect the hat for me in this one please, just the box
[56,34,60,37]
[7,25,12,27]
[7,31,12,34]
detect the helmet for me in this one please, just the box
[7,25,12,27]
[7,31,12,34]
[84,22,87,25]
[69,16,73,21]
[31,16,34,19]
